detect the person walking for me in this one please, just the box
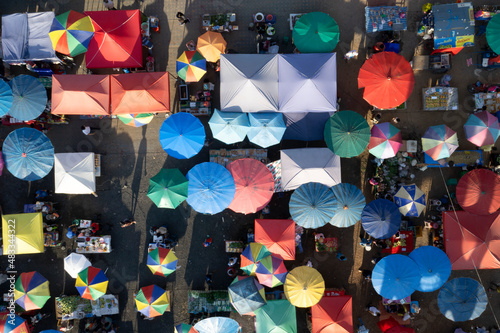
[103,0,116,10]
[81,125,99,136]
[120,219,136,228]
[366,304,381,316]
[176,12,190,25]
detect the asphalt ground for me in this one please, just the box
[1,0,500,332]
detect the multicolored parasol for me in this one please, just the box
[49,10,95,56]
[14,271,50,311]
[394,184,426,217]
[175,323,199,333]
[241,243,272,276]
[147,247,178,277]
[464,110,500,147]
[255,255,288,288]
[75,266,108,300]
[0,313,29,333]
[368,122,402,159]
[176,51,207,82]
[117,113,154,127]
[422,125,458,161]
[135,284,169,318]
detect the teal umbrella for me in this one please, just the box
[289,182,336,229]
[9,75,47,121]
[324,111,371,158]
[147,169,188,209]
[486,14,500,54]
[292,12,340,53]
[0,80,13,116]
[330,183,365,228]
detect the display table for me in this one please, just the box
[383,295,410,305]
[44,232,60,247]
[210,149,268,167]
[56,295,119,320]
[315,234,338,253]
[202,13,237,32]
[424,150,483,167]
[76,236,111,254]
[382,231,414,254]
[422,87,458,110]
[180,101,211,116]
[225,241,244,253]
[433,2,475,49]
[365,6,407,33]
[188,290,232,314]
[475,92,500,112]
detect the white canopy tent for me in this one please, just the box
[280,148,341,191]
[54,152,96,194]
[64,253,92,279]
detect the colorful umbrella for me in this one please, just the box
[330,183,366,228]
[9,75,48,121]
[14,271,50,311]
[117,113,154,127]
[438,278,487,322]
[324,111,371,158]
[292,12,339,53]
[255,255,288,288]
[197,31,227,62]
[2,127,54,181]
[361,199,402,239]
[368,122,402,159]
[147,168,189,209]
[186,162,235,215]
[228,276,266,315]
[175,323,199,333]
[284,266,325,308]
[159,112,206,159]
[241,243,272,276]
[0,313,29,333]
[194,317,240,333]
[464,110,500,147]
[358,52,415,109]
[135,284,169,318]
[289,182,336,229]
[209,109,250,144]
[64,253,92,279]
[456,169,500,215]
[422,125,459,161]
[409,246,451,292]
[176,50,207,82]
[49,10,95,56]
[75,266,108,300]
[394,184,426,217]
[486,14,500,54]
[0,80,13,117]
[227,158,274,214]
[247,113,286,148]
[147,247,178,277]
[372,255,420,300]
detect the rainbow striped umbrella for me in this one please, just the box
[176,51,207,82]
[49,10,94,57]
[464,110,500,147]
[117,113,154,127]
[135,285,169,318]
[0,313,29,333]
[147,247,178,277]
[75,266,108,300]
[241,243,272,276]
[14,271,50,311]
[422,125,459,161]
[368,122,402,159]
[175,324,199,333]
[255,256,288,288]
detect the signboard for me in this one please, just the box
[433,2,474,49]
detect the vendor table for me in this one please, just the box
[187,290,232,314]
[422,87,458,111]
[202,13,237,32]
[76,236,111,254]
[44,231,60,247]
[209,148,268,167]
[424,150,483,167]
[315,234,338,253]
[24,201,54,214]
[365,6,407,33]
[475,92,500,112]
[56,295,119,320]
[381,230,414,254]
[433,2,475,49]
[225,241,244,253]
[383,296,411,305]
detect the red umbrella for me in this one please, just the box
[457,169,500,215]
[227,158,274,214]
[358,52,415,109]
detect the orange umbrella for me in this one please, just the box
[197,31,227,62]
[358,52,415,109]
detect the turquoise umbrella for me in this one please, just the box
[486,14,500,54]
[289,182,336,229]
[209,109,250,144]
[330,183,365,228]
[9,75,47,121]
[292,12,340,53]
[324,111,371,158]
[247,113,286,148]
[0,80,13,116]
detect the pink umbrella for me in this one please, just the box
[368,122,402,159]
[464,111,500,147]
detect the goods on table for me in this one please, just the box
[365,6,407,33]
[475,92,500,112]
[56,294,119,320]
[187,290,232,313]
[422,87,458,110]
[225,241,245,253]
[76,236,111,253]
[209,149,268,167]
[314,234,338,253]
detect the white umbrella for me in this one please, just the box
[64,253,91,278]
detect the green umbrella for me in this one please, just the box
[324,110,370,158]
[147,168,188,209]
[486,14,500,54]
[292,12,339,53]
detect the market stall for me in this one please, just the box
[202,13,237,32]
[187,290,232,313]
[365,6,407,33]
[422,87,458,111]
[381,231,414,254]
[209,149,268,167]
[475,91,500,112]
[76,236,111,254]
[433,3,475,50]
[55,294,119,320]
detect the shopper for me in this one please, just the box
[103,0,116,10]
[120,219,136,228]
[81,125,99,136]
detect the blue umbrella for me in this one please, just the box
[361,199,401,239]
[186,162,235,214]
[228,276,266,315]
[394,184,426,217]
[209,109,250,144]
[2,128,54,181]
[247,113,286,148]
[9,75,47,121]
[330,183,365,228]
[194,317,240,333]
[159,112,206,159]
[438,277,488,322]
[409,246,451,292]
[289,182,336,229]
[372,254,420,300]
[0,80,13,116]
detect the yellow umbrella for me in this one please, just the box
[284,266,325,308]
[197,31,227,62]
